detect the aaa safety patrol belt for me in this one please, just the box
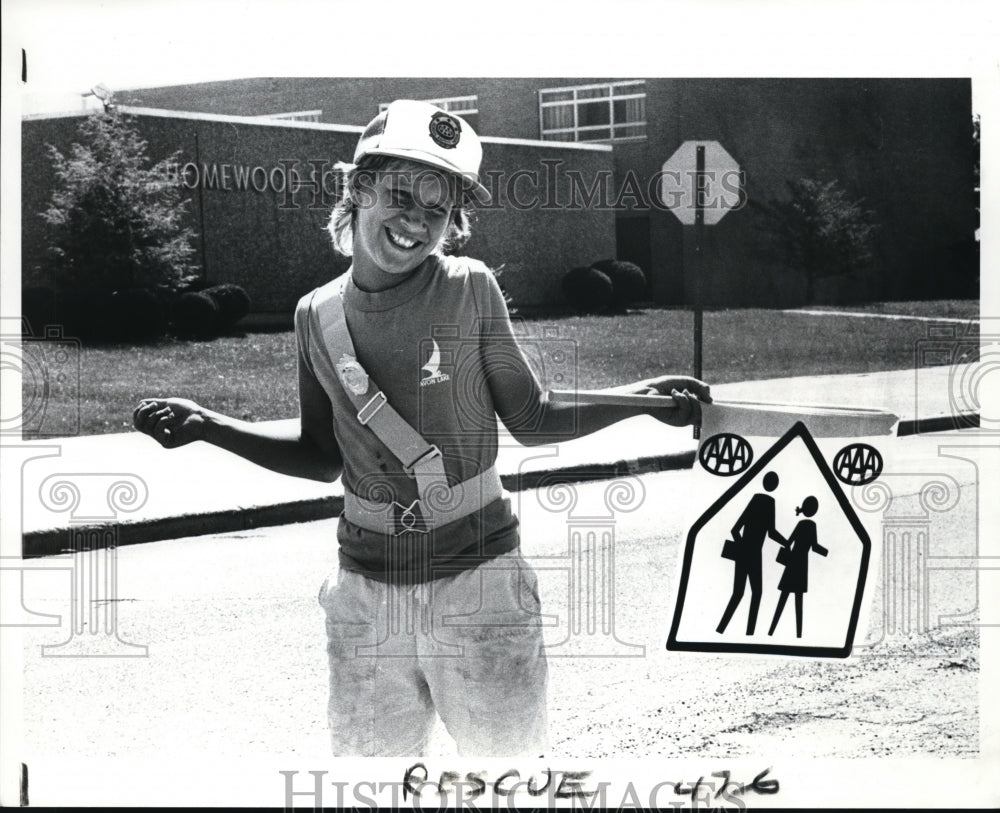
[309,279,448,503]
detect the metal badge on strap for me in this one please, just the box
[334,354,369,396]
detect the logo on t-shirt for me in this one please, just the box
[420,340,451,387]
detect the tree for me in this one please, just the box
[759,179,879,304]
[40,109,199,293]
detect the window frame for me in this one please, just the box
[261,110,323,122]
[379,95,479,117]
[538,80,647,143]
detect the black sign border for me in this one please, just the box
[667,421,872,658]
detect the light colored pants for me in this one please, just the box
[318,549,548,757]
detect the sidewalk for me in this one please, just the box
[18,365,975,556]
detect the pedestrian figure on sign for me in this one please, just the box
[768,496,828,638]
[716,471,787,636]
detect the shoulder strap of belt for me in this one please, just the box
[310,277,448,502]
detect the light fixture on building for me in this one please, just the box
[83,83,114,111]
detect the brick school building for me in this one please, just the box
[22,78,978,312]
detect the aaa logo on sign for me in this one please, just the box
[699,432,754,476]
[833,443,883,486]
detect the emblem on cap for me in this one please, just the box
[335,354,369,396]
[429,112,461,149]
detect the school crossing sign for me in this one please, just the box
[669,421,875,658]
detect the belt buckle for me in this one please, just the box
[392,500,429,535]
[357,391,387,425]
[403,445,442,476]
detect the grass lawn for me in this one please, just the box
[26,301,979,437]
[795,300,980,319]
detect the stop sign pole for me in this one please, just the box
[693,144,706,382]
[660,140,742,386]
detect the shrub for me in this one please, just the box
[171,291,219,339]
[756,178,879,305]
[562,266,614,314]
[21,287,57,335]
[40,109,199,294]
[45,288,170,343]
[55,289,117,342]
[591,259,648,311]
[110,288,169,341]
[204,283,251,331]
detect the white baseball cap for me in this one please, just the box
[353,99,491,205]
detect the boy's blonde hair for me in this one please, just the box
[326,155,473,257]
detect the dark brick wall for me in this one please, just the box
[28,78,978,308]
[22,108,616,312]
[633,79,978,305]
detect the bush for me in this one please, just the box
[171,291,219,339]
[110,288,169,341]
[45,288,170,343]
[591,259,648,311]
[40,109,199,294]
[756,178,879,305]
[21,287,57,335]
[55,289,117,342]
[204,284,251,331]
[562,266,614,314]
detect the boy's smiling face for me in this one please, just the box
[351,159,457,289]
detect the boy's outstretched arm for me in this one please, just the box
[480,278,709,445]
[132,352,343,483]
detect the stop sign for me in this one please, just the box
[660,141,743,225]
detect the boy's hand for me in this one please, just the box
[629,375,712,401]
[629,376,712,428]
[133,398,206,449]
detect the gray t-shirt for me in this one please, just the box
[295,254,520,583]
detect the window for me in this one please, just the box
[379,95,479,130]
[538,81,646,142]
[261,110,322,123]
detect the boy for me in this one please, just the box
[134,99,710,757]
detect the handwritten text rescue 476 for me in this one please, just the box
[281,764,779,809]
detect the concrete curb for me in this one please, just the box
[897,412,979,436]
[20,414,978,558]
[22,496,345,558]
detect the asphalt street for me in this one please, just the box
[17,431,982,806]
